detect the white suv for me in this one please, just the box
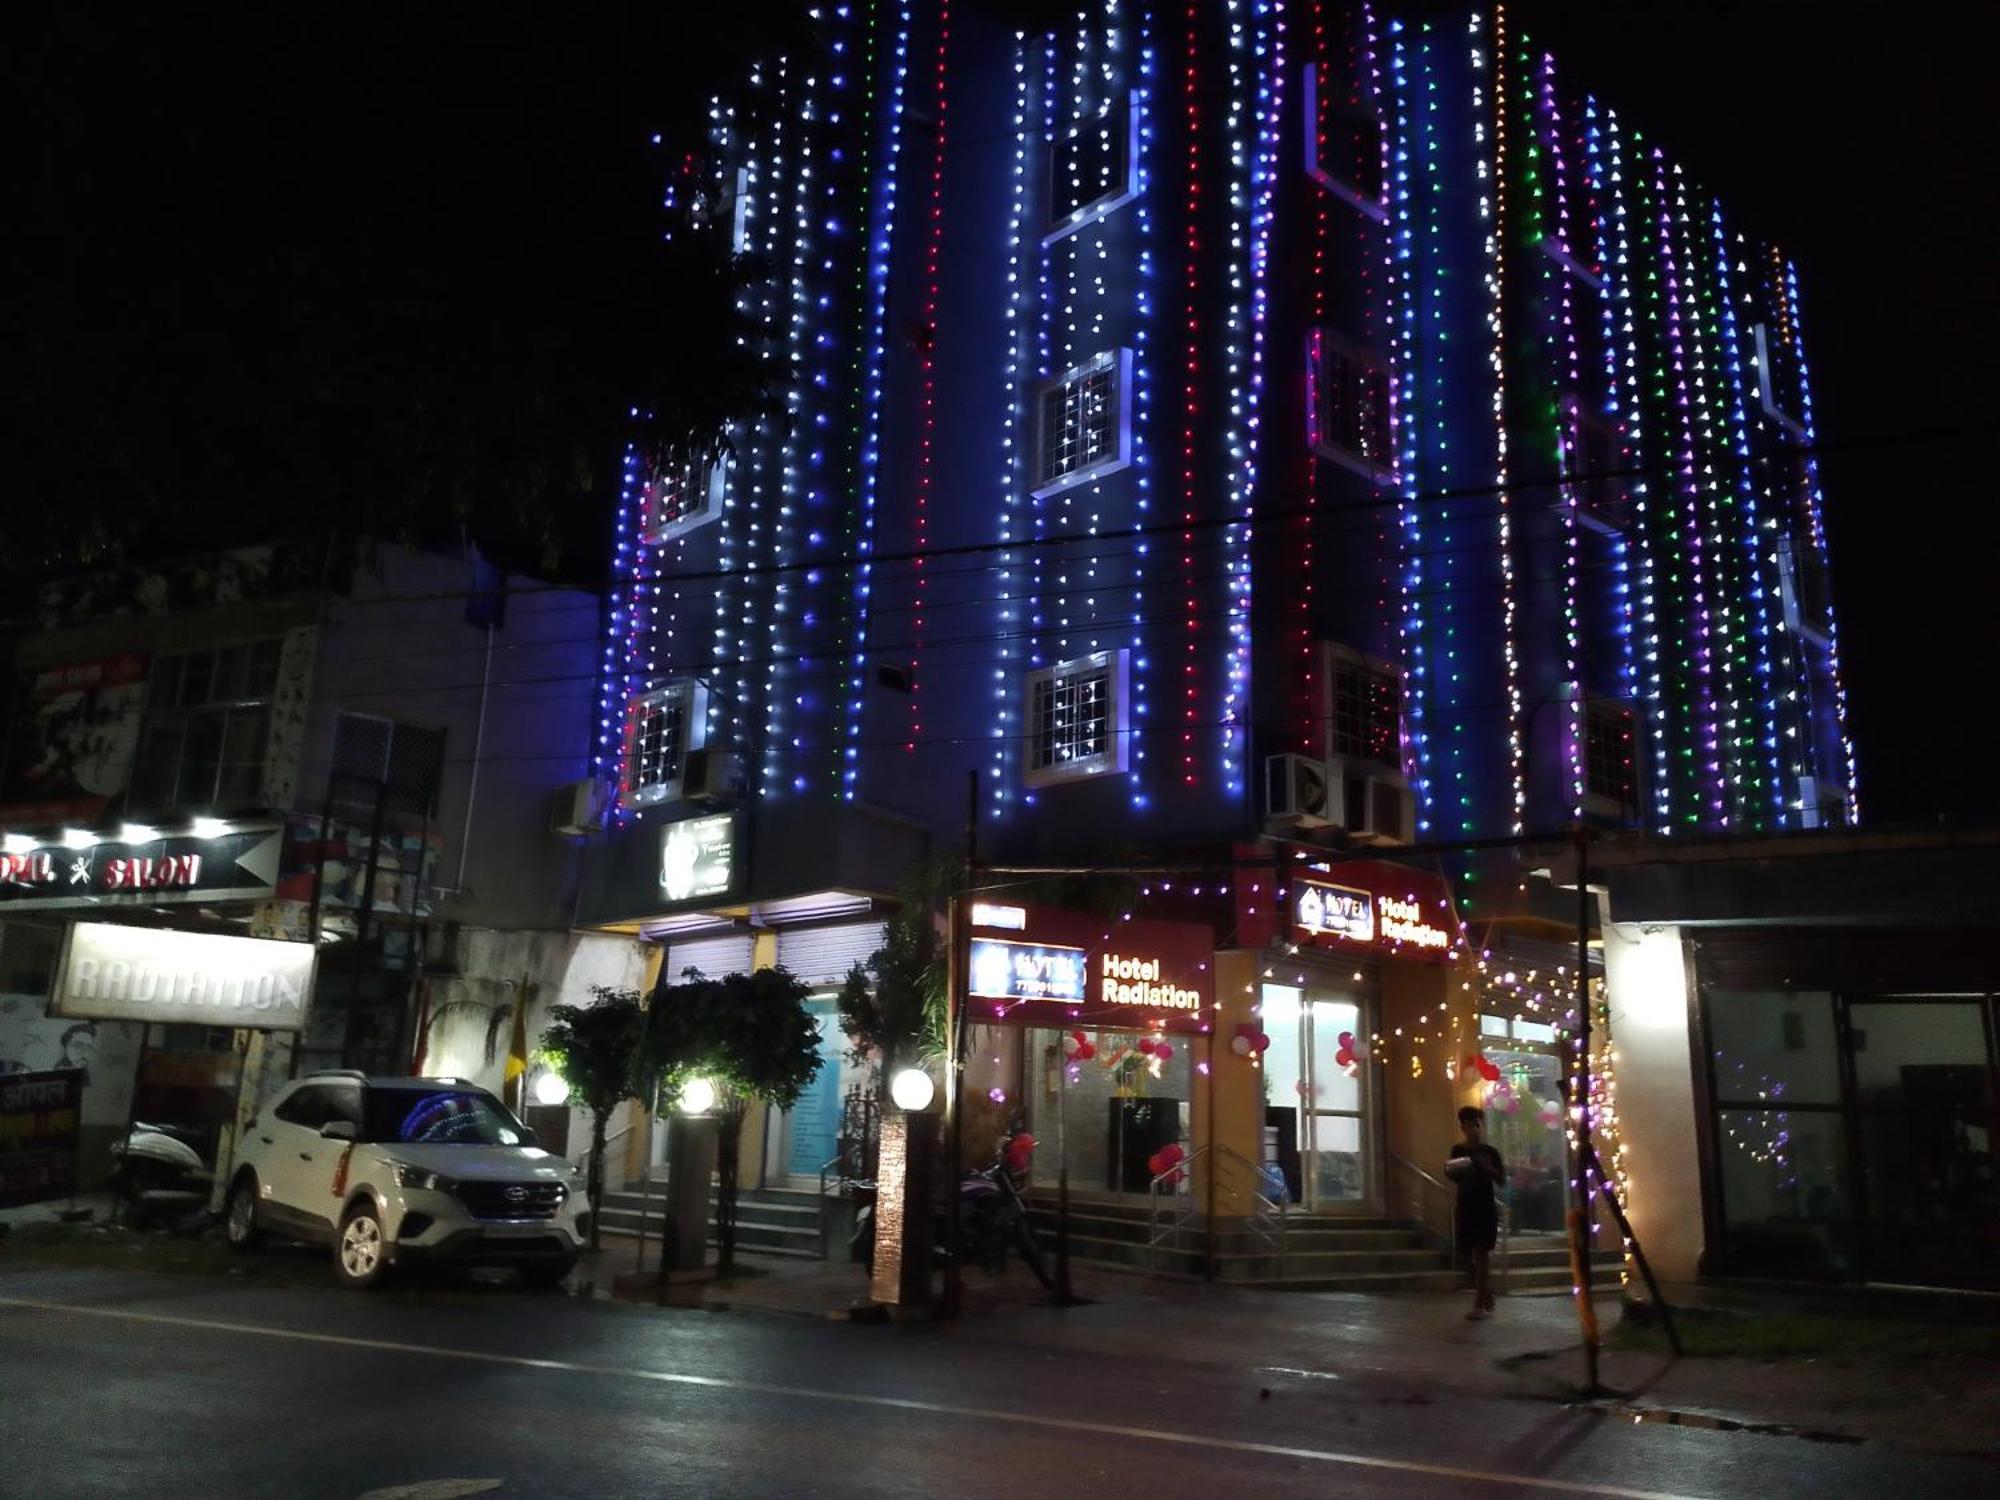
[224,1072,589,1289]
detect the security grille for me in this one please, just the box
[1049,95,1132,229]
[1310,332,1393,474]
[1031,661,1110,773]
[330,712,446,817]
[1037,360,1119,490]
[1327,654,1403,766]
[1584,698,1638,815]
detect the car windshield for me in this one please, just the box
[363,1089,526,1146]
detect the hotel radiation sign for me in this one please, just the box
[1289,864,1456,964]
[967,905,1214,1034]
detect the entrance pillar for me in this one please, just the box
[1200,950,1267,1221]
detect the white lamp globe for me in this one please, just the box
[532,1070,571,1107]
[889,1067,936,1113]
[678,1076,717,1115]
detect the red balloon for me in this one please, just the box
[1155,1042,1174,1061]
[1074,1042,1096,1061]
[1253,1032,1271,1054]
[1162,1143,1185,1167]
[1338,1031,1356,1050]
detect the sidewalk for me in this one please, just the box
[582,1233,2000,1459]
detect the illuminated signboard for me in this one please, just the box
[0,824,284,911]
[1293,881,1374,945]
[50,922,317,1032]
[967,904,1215,1032]
[1290,865,1456,963]
[969,939,1087,1005]
[659,814,735,903]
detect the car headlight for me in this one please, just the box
[391,1163,456,1192]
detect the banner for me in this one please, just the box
[0,1070,83,1208]
[50,922,317,1032]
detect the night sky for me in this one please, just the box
[6,2,1991,825]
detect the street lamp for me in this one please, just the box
[677,1076,716,1115]
[889,1067,936,1112]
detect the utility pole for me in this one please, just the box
[940,769,976,1319]
[1571,824,1601,1393]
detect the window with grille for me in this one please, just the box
[1047,94,1136,240]
[1031,350,1132,497]
[1308,331,1395,480]
[1304,62,1387,222]
[127,639,283,814]
[624,681,707,807]
[1776,531,1833,644]
[1583,697,1639,818]
[1024,651,1128,787]
[1562,396,1632,534]
[640,454,727,545]
[329,712,448,818]
[1325,648,1403,767]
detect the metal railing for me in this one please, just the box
[1389,1152,1512,1286]
[1147,1143,1287,1275]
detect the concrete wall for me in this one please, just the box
[1598,909,1704,1286]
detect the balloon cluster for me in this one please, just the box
[1334,1030,1368,1075]
[1136,1037,1175,1062]
[1064,1029,1097,1062]
[1230,1023,1271,1058]
[1146,1141,1187,1187]
[1462,1052,1502,1084]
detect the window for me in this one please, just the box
[624,680,708,807]
[330,712,447,818]
[363,1088,522,1146]
[275,1086,344,1129]
[1561,395,1632,534]
[1024,650,1129,787]
[1046,94,1136,240]
[1307,330,1394,481]
[1031,350,1133,497]
[1303,62,1387,222]
[127,640,282,814]
[1324,647,1403,767]
[640,453,728,545]
[1751,323,1810,441]
[1582,696,1639,818]
[1776,531,1833,644]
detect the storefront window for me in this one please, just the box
[1026,1028,1192,1196]
[1707,990,1841,1105]
[1714,1107,1855,1278]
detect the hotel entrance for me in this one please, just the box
[1024,1025,1195,1201]
[1259,982,1375,1210]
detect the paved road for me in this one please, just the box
[0,1264,1989,1499]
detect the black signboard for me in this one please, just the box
[0,1070,84,1207]
[0,824,284,910]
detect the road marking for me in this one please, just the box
[357,1484,502,1500]
[0,1294,1697,1500]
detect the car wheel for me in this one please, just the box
[519,1257,578,1289]
[335,1203,391,1289]
[224,1177,265,1252]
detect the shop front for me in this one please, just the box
[969,902,1214,1206]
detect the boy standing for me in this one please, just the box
[1447,1104,1505,1319]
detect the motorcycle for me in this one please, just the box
[852,1132,1054,1292]
[107,1121,211,1220]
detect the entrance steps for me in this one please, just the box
[596,1182,825,1260]
[1026,1196,1577,1294]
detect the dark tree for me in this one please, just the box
[538,987,644,1250]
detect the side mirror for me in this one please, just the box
[320,1120,358,1142]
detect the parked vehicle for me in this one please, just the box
[853,1133,1053,1291]
[223,1071,588,1289]
[108,1121,210,1219]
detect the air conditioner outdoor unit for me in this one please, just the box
[549,777,609,837]
[1265,754,1335,828]
[1331,758,1416,846]
[681,748,743,805]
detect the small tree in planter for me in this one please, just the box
[639,966,823,1274]
[838,855,956,1098]
[538,987,644,1250]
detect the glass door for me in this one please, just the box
[1259,984,1374,1211]
[1846,997,1997,1288]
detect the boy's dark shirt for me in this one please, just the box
[1448,1142,1504,1220]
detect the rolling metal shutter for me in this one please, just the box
[665,933,754,982]
[776,922,888,987]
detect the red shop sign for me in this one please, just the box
[1286,859,1459,966]
[966,902,1216,1035]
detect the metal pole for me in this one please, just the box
[114,1024,152,1225]
[1572,827,1600,1392]
[1054,1029,1074,1304]
[1585,1144,1684,1357]
[942,770,976,1318]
